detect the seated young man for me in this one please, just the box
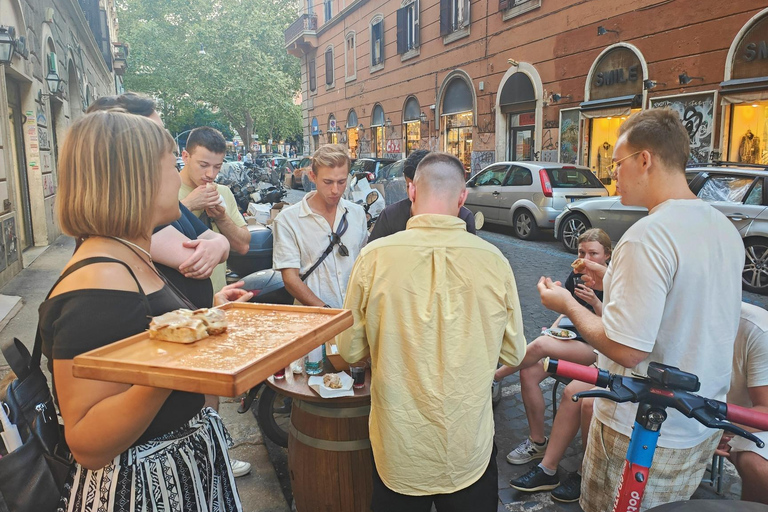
[717,302,768,505]
[495,229,610,467]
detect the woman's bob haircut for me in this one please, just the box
[57,110,176,240]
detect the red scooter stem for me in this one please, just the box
[727,403,768,431]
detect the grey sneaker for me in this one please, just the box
[509,465,559,492]
[492,380,501,407]
[506,437,548,465]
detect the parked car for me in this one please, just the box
[253,154,287,170]
[373,159,407,205]
[287,157,313,190]
[554,163,768,294]
[349,158,397,182]
[463,162,609,240]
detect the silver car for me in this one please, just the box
[554,164,768,294]
[464,162,609,239]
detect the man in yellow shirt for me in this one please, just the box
[179,127,250,292]
[338,152,527,511]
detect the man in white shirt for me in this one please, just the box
[538,108,744,511]
[179,127,251,292]
[272,144,367,308]
[717,302,768,505]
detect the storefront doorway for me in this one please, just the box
[371,104,385,157]
[6,80,32,249]
[403,96,421,156]
[500,72,537,161]
[347,109,360,158]
[441,76,474,173]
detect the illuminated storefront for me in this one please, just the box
[721,10,768,165]
[347,109,360,158]
[403,96,421,156]
[371,104,385,157]
[327,115,338,144]
[580,45,647,195]
[441,76,474,173]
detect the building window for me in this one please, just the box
[500,0,541,20]
[371,16,384,71]
[345,32,357,82]
[309,57,316,92]
[440,0,470,42]
[324,0,332,22]
[325,46,334,87]
[397,1,420,58]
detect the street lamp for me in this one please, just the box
[0,26,16,64]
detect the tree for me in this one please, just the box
[117,0,301,150]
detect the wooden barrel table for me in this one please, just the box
[267,365,372,512]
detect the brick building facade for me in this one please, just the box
[286,0,768,192]
[0,0,122,286]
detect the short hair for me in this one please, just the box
[312,144,350,175]
[403,149,430,181]
[86,91,156,117]
[186,126,227,156]
[57,111,176,239]
[412,152,466,198]
[577,228,612,257]
[618,108,690,172]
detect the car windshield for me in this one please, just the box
[350,160,374,174]
[546,168,604,188]
[698,175,755,203]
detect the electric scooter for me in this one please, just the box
[544,358,768,512]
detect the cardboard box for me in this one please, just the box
[247,203,271,225]
[270,201,288,220]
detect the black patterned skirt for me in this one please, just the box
[58,408,242,512]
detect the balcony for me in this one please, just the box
[113,42,129,76]
[285,14,318,57]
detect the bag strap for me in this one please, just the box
[300,208,349,281]
[28,256,151,369]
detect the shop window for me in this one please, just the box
[728,102,768,164]
[345,32,356,82]
[324,0,332,22]
[309,57,316,92]
[405,121,421,155]
[499,0,541,21]
[324,46,334,87]
[443,111,473,173]
[397,0,420,60]
[440,0,470,43]
[371,16,385,71]
[587,110,639,188]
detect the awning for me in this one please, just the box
[720,77,768,95]
[579,94,641,116]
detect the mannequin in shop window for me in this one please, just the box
[597,141,612,184]
[739,129,761,164]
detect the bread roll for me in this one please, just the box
[323,373,342,389]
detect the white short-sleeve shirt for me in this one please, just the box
[272,193,367,308]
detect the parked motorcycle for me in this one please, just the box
[216,162,286,213]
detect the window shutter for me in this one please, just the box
[325,49,333,85]
[396,7,407,55]
[461,0,470,27]
[309,57,316,91]
[414,1,420,47]
[499,0,510,10]
[440,0,451,35]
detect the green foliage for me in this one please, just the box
[118,0,301,148]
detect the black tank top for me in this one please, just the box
[38,257,205,445]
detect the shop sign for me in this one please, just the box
[589,47,643,101]
[650,93,715,164]
[732,15,768,80]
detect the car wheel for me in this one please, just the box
[560,213,591,253]
[513,209,538,240]
[743,237,768,295]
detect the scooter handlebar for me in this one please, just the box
[543,357,610,387]
[726,403,768,432]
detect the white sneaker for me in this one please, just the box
[230,458,251,477]
[506,437,548,465]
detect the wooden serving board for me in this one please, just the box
[72,303,353,397]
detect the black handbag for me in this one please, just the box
[0,335,73,512]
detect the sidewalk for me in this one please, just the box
[0,236,290,512]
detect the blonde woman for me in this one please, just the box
[40,111,249,511]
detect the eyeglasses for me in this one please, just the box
[330,208,350,257]
[608,150,642,179]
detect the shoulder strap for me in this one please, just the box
[30,256,151,369]
[300,209,349,281]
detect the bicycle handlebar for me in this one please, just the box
[543,357,768,440]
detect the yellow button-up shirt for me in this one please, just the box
[337,214,526,496]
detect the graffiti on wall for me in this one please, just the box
[650,93,715,164]
[560,110,580,164]
[3,217,18,265]
[470,151,495,177]
[541,128,558,162]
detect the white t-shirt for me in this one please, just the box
[728,302,768,409]
[272,193,367,308]
[595,199,744,448]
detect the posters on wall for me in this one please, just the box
[3,217,17,265]
[559,110,580,164]
[650,92,715,164]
